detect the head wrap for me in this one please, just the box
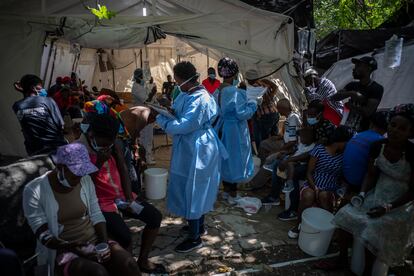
[218,57,239,78]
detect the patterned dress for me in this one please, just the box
[333,144,414,266]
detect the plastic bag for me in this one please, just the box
[236,197,262,214]
[384,35,403,69]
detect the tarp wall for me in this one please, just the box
[324,42,414,110]
[0,19,45,157]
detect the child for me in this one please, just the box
[288,126,355,239]
[262,127,315,205]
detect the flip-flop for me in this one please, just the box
[139,263,168,274]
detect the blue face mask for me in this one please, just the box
[80,123,90,133]
[209,74,216,80]
[307,117,319,125]
[36,88,48,97]
[232,78,239,87]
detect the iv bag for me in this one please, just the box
[384,35,403,69]
[298,28,309,55]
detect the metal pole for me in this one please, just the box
[47,44,58,89]
[206,48,209,68]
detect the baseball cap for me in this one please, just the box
[245,69,260,81]
[51,143,98,176]
[303,68,318,78]
[351,56,378,71]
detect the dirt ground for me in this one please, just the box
[129,134,414,276]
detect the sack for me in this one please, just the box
[236,197,262,214]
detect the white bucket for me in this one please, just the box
[298,207,335,256]
[144,168,168,200]
[240,156,261,184]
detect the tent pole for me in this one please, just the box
[47,44,58,89]
[337,30,341,62]
[140,49,143,68]
[112,49,116,91]
[206,48,209,68]
[43,38,55,82]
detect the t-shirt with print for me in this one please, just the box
[312,119,336,145]
[344,81,384,132]
[12,96,66,155]
[283,112,301,144]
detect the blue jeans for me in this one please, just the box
[253,112,280,148]
[118,139,141,195]
[187,215,205,240]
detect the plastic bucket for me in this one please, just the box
[298,207,335,256]
[144,168,168,200]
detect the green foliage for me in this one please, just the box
[88,4,116,20]
[314,0,406,39]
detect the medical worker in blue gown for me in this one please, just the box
[156,61,225,253]
[214,57,259,205]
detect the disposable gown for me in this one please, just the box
[156,87,226,219]
[214,86,257,183]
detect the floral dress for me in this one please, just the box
[333,144,414,266]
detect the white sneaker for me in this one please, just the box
[227,195,241,205]
[262,163,274,172]
[288,224,301,239]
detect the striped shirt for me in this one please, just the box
[309,144,343,191]
[305,78,343,116]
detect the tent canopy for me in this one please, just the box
[0,0,299,157]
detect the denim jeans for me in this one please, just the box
[118,139,141,195]
[269,160,307,212]
[253,112,280,148]
[187,215,205,240]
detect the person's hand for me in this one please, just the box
[367,206,386,218]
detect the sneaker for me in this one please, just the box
[174,238,203,253]
[227,195,241,205]
[288,224,300,239]
[282,182,294,193]
[261,196,280,206]
[278,210,298,221]
[262,163,274,172]
[181,225,208,236]
[221,192,230,200]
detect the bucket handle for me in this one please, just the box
[301,229,320,235]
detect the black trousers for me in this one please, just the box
[102,201,162,249]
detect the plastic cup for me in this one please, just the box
[351,196,363,208]
[95,243,109,263]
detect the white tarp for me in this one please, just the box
[0,0,298,156]
[324,42,414,110]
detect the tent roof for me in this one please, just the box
[0,0,294,69]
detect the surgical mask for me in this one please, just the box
[232,78,239,86]
[209,74,216,79]
[178,74,199,93]
[57,168,72,188]
[80,123,90,133]
[307,117,319,125]
[35,88,48,97]
[91,137,113,153]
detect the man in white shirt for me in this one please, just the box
[131,68,148,106]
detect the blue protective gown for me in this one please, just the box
[214,85,257,183]
[156,87,225,219]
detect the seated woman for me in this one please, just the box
[22,143,140,276]
[333,104,414,275]
[288,126,355,238]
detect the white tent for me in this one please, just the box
[323,42,414,110]
[0,0,300,157]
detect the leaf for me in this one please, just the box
[88,4,116,20]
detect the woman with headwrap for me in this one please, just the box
[214,57,259,204]
[332,103,414,274]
